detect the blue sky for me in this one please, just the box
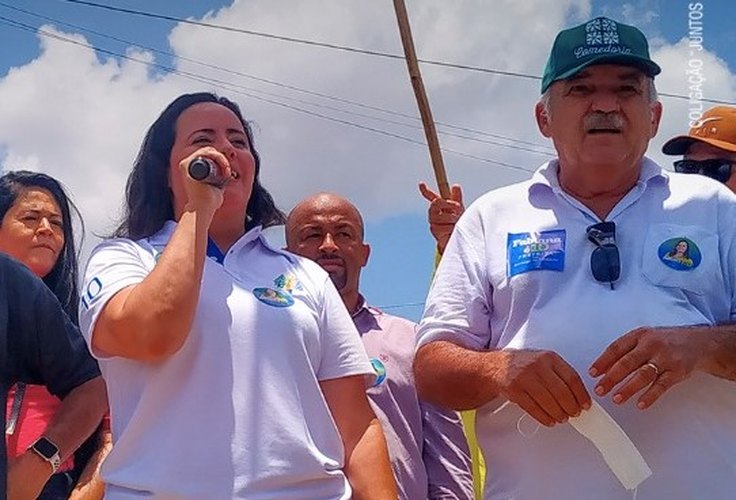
[1,0,734,321]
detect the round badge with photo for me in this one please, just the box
[657,237,701,271]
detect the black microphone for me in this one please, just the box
[188,157,218,181]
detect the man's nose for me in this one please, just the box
[319,233,338,253]
[590,91,620,113]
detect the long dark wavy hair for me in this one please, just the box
[114,92,285,239]
[0,171,83,324]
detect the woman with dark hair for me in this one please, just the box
[0,171,81,319]
[80,92,396,498]
[664,239,694,267]
[0,171,110,499]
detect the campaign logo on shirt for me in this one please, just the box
[370,357,387,387]
[273,273,302,294]
[658,237,701,271]
[80,276,103,310]
[253,273,302,308]
[507,229,566,278]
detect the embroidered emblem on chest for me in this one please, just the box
[253,273,302,308]
[658,237,701,271]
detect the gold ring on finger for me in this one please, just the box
[643,361,660,376]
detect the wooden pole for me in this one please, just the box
[392,0,450,199]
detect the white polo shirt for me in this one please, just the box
[418,158,736,499]
[80,221,373,499]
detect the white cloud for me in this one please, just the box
[0,25,188,239]
[649,37,736,167]
[620,2,659,28]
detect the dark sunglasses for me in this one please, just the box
[673,159,734,183]
[586,221,620,290]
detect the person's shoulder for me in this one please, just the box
[287,252,333,290]
[88,237,156,263]
[0,252,27,271]
[462,171,542,223]
[666,171,736,201]
[0,253,43,289]
[258,237,328,279]
[91,236,145,253]
[289,252,328,276]
[665,171,736,234]
[0,251,23,272]
[473,178,535,206]
[454,179,537,239]
[0,255,62,316]
[255,240,332,290]
[366,305,418,330]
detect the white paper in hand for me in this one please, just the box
[569,400,652,490]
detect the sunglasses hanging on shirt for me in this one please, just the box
[586,221,620,290]
[673,159,734,184]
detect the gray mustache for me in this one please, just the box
[584,113,625,131]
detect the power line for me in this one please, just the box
[377,301,425,311]
[61,0,736,106]
[0,15,537,174]
[237,86,553,156]
[61,0,540,80]
[0,1,556,155]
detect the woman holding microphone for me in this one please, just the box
[79,92,396,499]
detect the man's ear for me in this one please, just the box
[649,101,663,138]
[535,102,552,138]
[360,243,371,268]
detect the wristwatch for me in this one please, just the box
[30,437,61,473]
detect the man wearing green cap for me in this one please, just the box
[414,16,736,498]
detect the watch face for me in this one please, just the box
[33,438,59,459]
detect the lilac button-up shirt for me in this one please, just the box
[353,297,473,500]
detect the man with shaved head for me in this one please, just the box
[286,193,473,500]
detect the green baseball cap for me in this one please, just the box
[541,16,661,93]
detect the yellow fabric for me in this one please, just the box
[460,410,486,499]
[433,247,442,269]
[434,249,485,498]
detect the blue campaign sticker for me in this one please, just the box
[370,357,387,387]
[253,287,295,308]
[658,237,701,271]
[507,230,566,278]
